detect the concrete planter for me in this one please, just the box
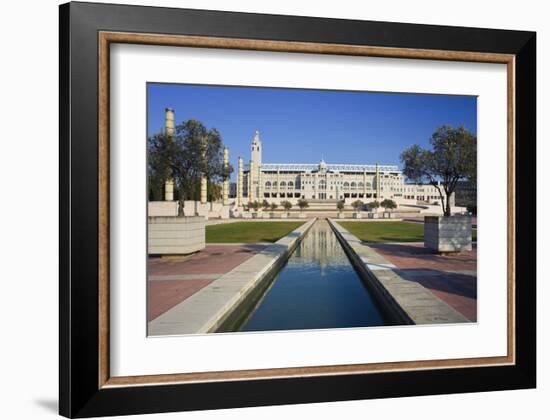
[337,212,346,219]
[353,211,362,219]
[424,215,472,253]
[148,216,205,255]
[280,212,288,219]
[242,212,252,219]
[148,201,179,217]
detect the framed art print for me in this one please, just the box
[59,2,536,417]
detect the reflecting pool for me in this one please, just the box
[239,220,386,332]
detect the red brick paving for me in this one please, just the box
[148,279,213,321]
[147,244,267,321]
[371,243,477,321]
[148,244,266,276]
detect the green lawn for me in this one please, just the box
[339,221,477,243]
[206,221,305,243]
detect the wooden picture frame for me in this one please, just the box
[59,2,536,417]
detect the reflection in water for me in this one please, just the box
[240,220,386,332]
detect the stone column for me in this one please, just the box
[276,169,280,198]
[164,180,174,201]
[314,173,318,199]
[249,160,255,202]
[376,163,381,200]
[164,108,175,201]
[222,147,229,205]
[165,108,175,137]
[200,135,207,204]
[200,177,207,204]
[363,170,367,196]
[237,157,243,207]
[258,166,263,200]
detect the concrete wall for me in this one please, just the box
[148,216,205,255]
[148,201,179,217]
[424,215,472,252]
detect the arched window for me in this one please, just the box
[351,182,357,189]
[319,180,326,189]
[366,182,371,189]
[273,181,277,188]
[280,181,287,188]
[358,182,364,188]
[265,181,271,190]
[343,182,350,189]
[288,181,294,189]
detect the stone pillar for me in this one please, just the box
[200,134,208,204]
[276,169,280,198]
[314,173,318,199]
[363,170,367,196]
[376,163,381,200]
[258,165,263,201]
[222,147,229,205]
[164,180,174,201]
[237,157,243,207]
[165,108,175,137]
[200,177,207,204]
[249,160,255,202]
[164,108,175,201]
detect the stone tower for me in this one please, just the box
[251,130,262,166]
[248,130,262,201]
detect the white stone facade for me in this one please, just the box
[237,132,451,206]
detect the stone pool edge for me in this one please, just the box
[148,218,317,336]
[328,219,469,325]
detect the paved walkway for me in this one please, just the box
[148,219,316,335]
[148,244,267,321]
[369,243,477,321]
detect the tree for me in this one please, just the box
[261,199,270,211]
[297,199,309,211]
[281,200,292,212]
[270,203,278,211]
[336,201,345,212]
[147,132,182,201]
[400,125,476,217]
[250,201,260,211]
[147,119,234,208]
[380,199,397,212]
[368,200,380,211]
[351,200,364,211]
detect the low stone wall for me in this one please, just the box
[148,201,179,217]
[148,216,205,255]
[328,219,469,325]
[424,215,472,252]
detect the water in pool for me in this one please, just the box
[239,220,386,332]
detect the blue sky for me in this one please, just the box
[147,83,476,178]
